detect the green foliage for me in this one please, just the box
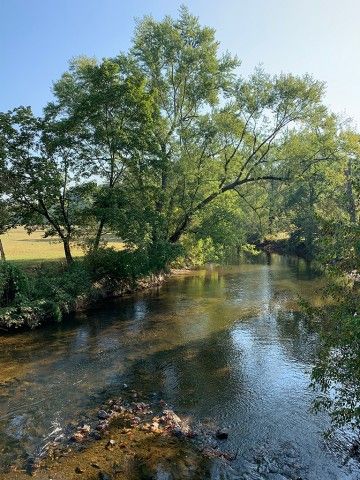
[31,261,92,310]
[0,262,29,307]
[85,248,150,282]
[0,299,62,329]
[86,243,179,282]
[307,220,360,434]
[177,235,220,267]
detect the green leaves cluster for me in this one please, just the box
[0,7,335,265]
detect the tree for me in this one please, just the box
[48,55,155,250]
[0,107,93,264]
[339,130,359,224]
[310,219,360,435]
[0,128,15,261]
[127,7,329,246]
[0,200,11,261]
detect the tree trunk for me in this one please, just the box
[305,181,316,258]
[0,239,5,261]
[169,215,191,243]
[93,218,105,251]
[63,237,73,265]
[345,158,357,223]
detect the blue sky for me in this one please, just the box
[1,0,359,125]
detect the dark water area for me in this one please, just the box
[0,254,359,479]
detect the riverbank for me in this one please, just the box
[0,271,167,333]
[256,238,310,259]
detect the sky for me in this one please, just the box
[1,0,360,125]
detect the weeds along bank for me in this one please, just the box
[0,246,177,331]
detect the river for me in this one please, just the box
[0,254,359,479]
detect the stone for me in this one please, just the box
[80,424,91,434]
[71,432,84,443]
[97,410,110,420]
[98,472,112,480]
[106,439,116,450]
[75,466,84,474]
[96,420,109,431]
[215,428,229,440]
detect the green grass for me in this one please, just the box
[0,228,124,265]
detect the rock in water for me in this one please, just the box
[216,428,229,440]
[97,410,110,420]
[98,472,112,480]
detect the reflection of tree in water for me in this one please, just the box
[274,310,319,365]
[121,329,246,416]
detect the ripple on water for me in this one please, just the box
[0,255,358,479]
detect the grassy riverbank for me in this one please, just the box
[0,228,124,263]
[0,240,178,332]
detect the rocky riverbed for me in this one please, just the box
[0,386,236,480]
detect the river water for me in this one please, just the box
[0,254,359,479]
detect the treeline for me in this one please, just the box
[0,9,359,305]
[0,7,357,265]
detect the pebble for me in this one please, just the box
[106,439,116,450]
[97,410,110,420]
[71,432,85,443]
[216,428,229,440]
[98,472,112,480]
[80,424,91,434]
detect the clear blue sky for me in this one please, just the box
[1,0,359,125]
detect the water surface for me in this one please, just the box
[0,255,358,479]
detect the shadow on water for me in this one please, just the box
[0,254,357,479]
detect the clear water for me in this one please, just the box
[0,254,359,479]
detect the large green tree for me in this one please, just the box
[124,7,330,245]
[48,55,155,249]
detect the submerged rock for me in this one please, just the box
[98,472,112,480]
[216,428,229,440]
[97,410,110,420]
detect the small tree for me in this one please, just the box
[0,107,93,265]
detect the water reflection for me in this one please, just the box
[0,255,357,478]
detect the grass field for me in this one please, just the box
[0,228,124,263]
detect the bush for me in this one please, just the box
[0,262,29,307]
[85,244,178,283]
[147,241,182,272]
[0,299,62,329]
[85,248,149,282]
[31,261,92,309]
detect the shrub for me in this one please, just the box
[85,248,151,282]
[85,244,178,283]
[31,261,92,308]
[0,262,29,307]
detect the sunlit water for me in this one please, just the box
[0,254,359,479]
